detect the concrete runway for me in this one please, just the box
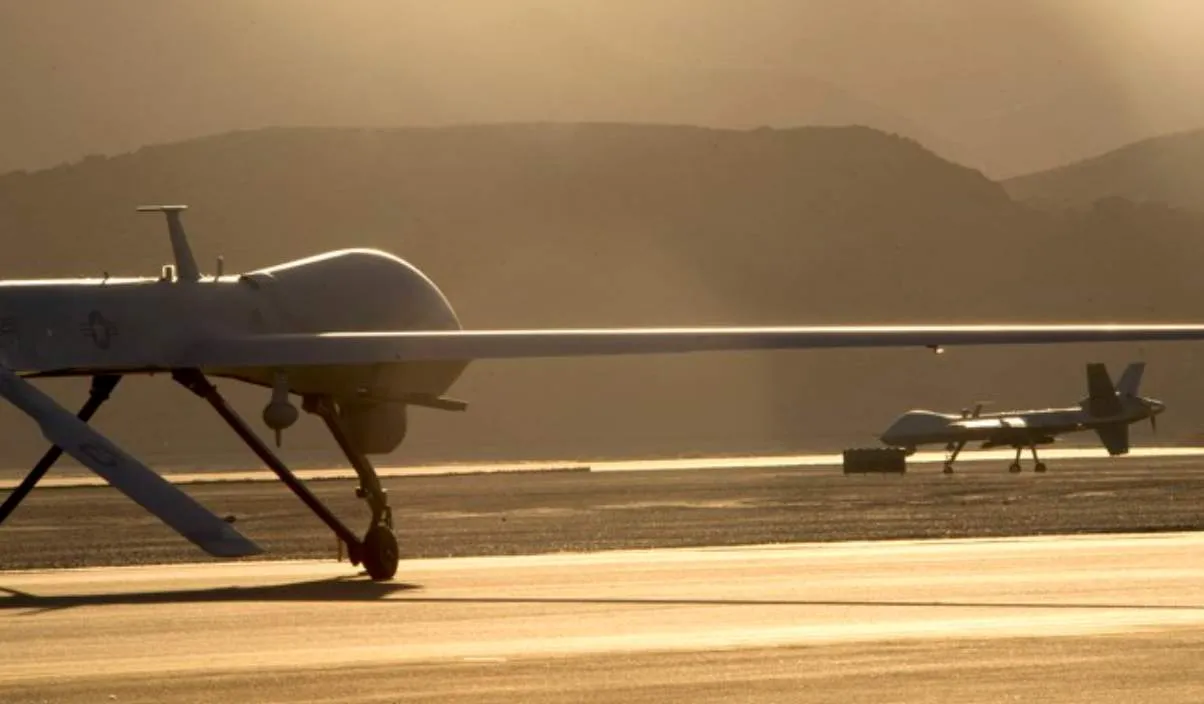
[4,445,1202,489]
[4,532,1204,701]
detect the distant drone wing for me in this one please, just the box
[177,324,1204,367]
[0,366,262,558]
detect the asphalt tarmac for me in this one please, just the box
[2,453,1204,570]
[3,453,1204,701]
[3,533,1204,702]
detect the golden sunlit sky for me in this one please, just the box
[2,0,1203,177]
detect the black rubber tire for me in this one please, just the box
[1034,463,1048,474]
[942,464,954,474]
[362,525,399,581]
[1008,463,1022,473]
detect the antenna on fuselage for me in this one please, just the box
[136,205,200,282]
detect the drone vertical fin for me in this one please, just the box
[1116,362,1146,397]
[1094,422,1131,456]
[1085,363,1123,417]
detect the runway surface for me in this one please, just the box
[4,532,1204,701]
[4,445,1202,489]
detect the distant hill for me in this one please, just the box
[1004,130,1204,212]
[2,123,1204,472]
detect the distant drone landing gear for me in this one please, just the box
[172,370,399,581]
[0,374,121,526]
[1007,445,1047,474]
[1009,446,1023,473]
[942,440,966,475]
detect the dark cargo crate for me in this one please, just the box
[842,447,907,474]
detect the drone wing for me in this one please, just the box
[0,366,262,558]
[178,324,1204,367]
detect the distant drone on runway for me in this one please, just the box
[879,362,1165,473]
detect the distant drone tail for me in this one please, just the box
[1094,422,1131,456]
[1086,362,1150,451]
[1085,363,1123,417]
[1115,362,1146,397]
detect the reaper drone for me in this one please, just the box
[3,205,1204,581]
[880,362,1165,473]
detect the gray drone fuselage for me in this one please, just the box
[0,248,468,398]
[879,403,1158,449]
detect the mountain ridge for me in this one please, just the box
[1004,128,1204,212]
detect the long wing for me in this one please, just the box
[178,324,1204,367]
[0,366,262,558]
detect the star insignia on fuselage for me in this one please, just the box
[80,310,119,350]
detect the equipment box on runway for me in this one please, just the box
[842,448,907,474]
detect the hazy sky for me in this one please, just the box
[3,0,1203,177]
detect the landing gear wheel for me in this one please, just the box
[1008,462,1022,474]
[942,463,954,474]
[1034,462,1047,474]
[361,525,399,581]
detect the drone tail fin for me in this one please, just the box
[1085,363,1123,416]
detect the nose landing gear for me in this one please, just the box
[306,395,399,581]
[174,370,401,581]
[362,524,400,582]
[942,440,966,474]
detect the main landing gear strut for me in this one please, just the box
[939,439,1048,475]
[171,369,399,581]
[0,374,121,526]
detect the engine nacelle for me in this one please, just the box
[338,401,408,455]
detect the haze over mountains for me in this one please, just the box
[6,0,1204,178]
[1006,129,1204,213]
[3,123,1204,470]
